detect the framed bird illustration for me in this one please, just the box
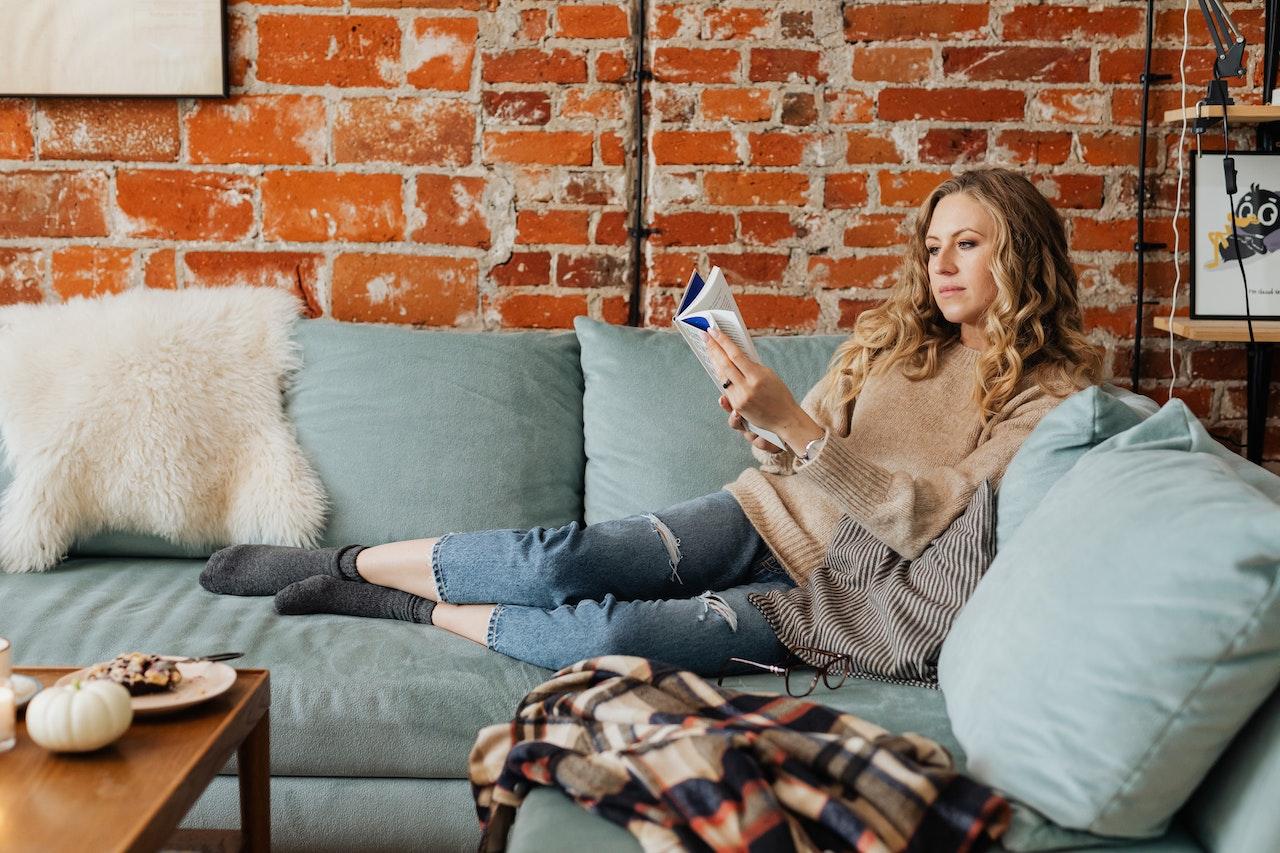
[1191,150,1280,320]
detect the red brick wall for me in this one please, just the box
[0,1,1275,463]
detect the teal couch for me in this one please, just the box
[0,318,1275,852]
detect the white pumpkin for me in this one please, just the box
[26,679,133,752]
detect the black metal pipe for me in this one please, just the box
[1132,0,1161,392]
[627,0,650,327]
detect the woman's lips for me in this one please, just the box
[938,287,965,296]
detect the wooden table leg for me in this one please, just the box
[238,712,271,852]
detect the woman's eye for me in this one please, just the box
[958,240,975,249]
[927,246,940,256]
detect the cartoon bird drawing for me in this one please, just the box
[1206,183,1280,267]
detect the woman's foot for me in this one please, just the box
[275,575,435,624]
[200,544,365,596]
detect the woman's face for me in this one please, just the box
[925,192,999,349]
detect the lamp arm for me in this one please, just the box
[1198,0,1229,57]
[1198,0,1247,77]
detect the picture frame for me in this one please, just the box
[0,0,228,98]
[1190,150,1280,320]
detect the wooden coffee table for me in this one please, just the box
[1,666,270,853]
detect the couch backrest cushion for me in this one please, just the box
[287,321,585,545]
[996,383,1157,551]
[4,321,586,557]
[575,317,842,524]
[939,400,1280,847]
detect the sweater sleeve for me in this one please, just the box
[748,378,831,475]
[750,443,795,474]
[794,388,1061,560]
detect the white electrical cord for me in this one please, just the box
[1168,0,1194,400]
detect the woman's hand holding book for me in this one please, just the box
[705,328,823,456]
[719,393,784,453]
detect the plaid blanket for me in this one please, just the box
[470,656,1009,852]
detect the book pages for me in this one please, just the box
[673,267,785,450]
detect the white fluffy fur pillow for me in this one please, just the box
[0,286,327,573]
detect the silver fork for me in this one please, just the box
[173,652,244,663]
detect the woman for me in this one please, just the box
[201,167,1101,674]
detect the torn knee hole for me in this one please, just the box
[695,590,738,632]
[644,513,684,584]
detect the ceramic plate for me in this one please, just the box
[55,657,237,716]
[12,673,41,709]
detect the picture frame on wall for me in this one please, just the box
[1191,150,1280,320]
[0,0,228,97]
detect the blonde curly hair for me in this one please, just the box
[818,167,1102,425]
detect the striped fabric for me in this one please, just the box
[469,655,1010,853]
[751,480,995,687]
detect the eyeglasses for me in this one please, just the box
[715,646,852,698]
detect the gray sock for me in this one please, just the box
[200,544,365,596]
[274,576,435,624]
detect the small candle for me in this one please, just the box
[0,682,13,752]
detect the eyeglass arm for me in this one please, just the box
[726,657,786,676]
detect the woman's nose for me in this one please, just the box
[933,247,958,274]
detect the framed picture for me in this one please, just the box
[0,0,227,97]
[1191,150,1280,320]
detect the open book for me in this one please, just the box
[672,266,786,450]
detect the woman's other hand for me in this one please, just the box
[719,394,784,453]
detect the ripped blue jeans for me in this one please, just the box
[430,490,794,675]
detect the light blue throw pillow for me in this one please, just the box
[996,383,1157,551]
[939,400,1280,845]
[575,317,842,524]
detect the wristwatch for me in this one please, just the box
[799,435,826,462]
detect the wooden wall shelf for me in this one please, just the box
[1154,315,1280,343]
[1163,104,1280,124]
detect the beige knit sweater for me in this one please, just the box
[726,341,1073,580]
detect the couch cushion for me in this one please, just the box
[4,321,587,559]
[288,320,585,544]
[1,557,551,779]
[575,317,842,523]
[939,400,1280,843]
[0,551,959,780]
[995,383,1156,550]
